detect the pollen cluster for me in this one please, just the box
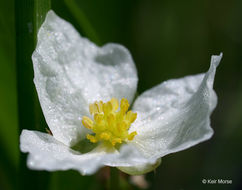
[82,98,137,146]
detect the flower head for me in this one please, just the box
[20,10,222,175]
[82,98,138,146]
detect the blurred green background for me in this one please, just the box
[0,0,242,190]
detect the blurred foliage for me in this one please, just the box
[15,0,51,189]
[0,0,242,190]
[0,0,18,190]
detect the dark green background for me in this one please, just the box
[0,0,241,190]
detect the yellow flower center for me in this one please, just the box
[82,98,137,146]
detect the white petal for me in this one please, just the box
[130,54,222,159]
[20,130,103,175]
[32,10,138,146]
[20,130,156,175]
[118,158,161,175]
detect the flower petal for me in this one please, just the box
[20,130,103,175]
[118,158,161,175]
[130,54,222,159]
[32,11,138,146]
[20,130,156,175]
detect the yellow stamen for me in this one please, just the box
[111,138,122,146]
[82,98,138,147]
[126,111,137,123]
[103,101,112,114]
[82,116,93,129]
[94,113,104,124]
[89,101,103,114]
[120,98,129,113]
[100,132,111,140]
[86,134,97,143]
[110,98,119,111]
[128,131,137,141]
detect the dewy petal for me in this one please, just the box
[20,130,106,175]
[130,54,222,159]
[32,11,138,146]
[20,130,156,175]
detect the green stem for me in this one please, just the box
[110,167,120,190]
[15,0,50,189]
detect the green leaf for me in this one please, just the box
[15,0,51,189]
[0,1,18,189]
[34,0,51,44]
[0,0,18,167]
[64,0,101,45]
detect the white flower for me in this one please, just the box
[20,10,222,175]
